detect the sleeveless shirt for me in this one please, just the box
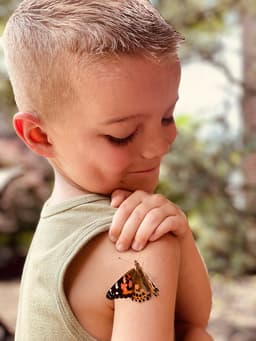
[15,194,116,341]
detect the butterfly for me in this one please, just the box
[106,260,159,302]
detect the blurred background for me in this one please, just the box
[0,0,255,340]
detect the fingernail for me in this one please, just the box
[132,241,142,251]
[110,198,119,207]
[116,242,125,252]
[109,234,117,242]
[149,234,157,242]
[110,199,116,207]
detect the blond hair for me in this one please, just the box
[3,0,183,120]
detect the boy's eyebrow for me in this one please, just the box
[103,114,141,125]
[103,97,179,125]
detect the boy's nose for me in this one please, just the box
[140,134,173,160]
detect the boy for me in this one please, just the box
[3,0,212,340]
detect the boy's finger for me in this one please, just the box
[149,215,187,241]
[119,203,172,251]
[109,191,149,241]
[131,207,170,250]
[111,189,132,208]
[112,199,154,250]
[115,206,147,251]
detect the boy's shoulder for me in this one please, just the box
[64,231,180,340]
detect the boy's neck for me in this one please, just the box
[49,168,91,205]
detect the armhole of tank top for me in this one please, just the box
[56,217,113,340]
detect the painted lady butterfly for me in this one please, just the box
[106,260,159,302]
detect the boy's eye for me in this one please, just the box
[162,116,175,126]
[106,130,137,146]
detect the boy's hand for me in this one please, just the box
[109,189,189,252]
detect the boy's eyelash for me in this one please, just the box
[106,116,174,147]
[106,130,138,146]
[162,116,175,125]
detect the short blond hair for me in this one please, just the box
[3,0,183,120]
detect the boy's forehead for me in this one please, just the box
[79,54,181,82]
[73,55,181,125]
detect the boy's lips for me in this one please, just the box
[129,165,160,174]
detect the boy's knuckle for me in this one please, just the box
[131,209,143,222]
[119,202,132,215]
[152,193,166,204]
[135,230,148,244]
[135,190,147,199]
[163,215,172,226]
[163,202,172,211]
[147,208,161,224]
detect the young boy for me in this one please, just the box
[3,1,212,340]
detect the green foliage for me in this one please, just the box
[0,56,16,118]
[157,115,256,275]
[156,0,254,61]
[0,0,20,25]
[0,0,17,117]
[0,0,255,277]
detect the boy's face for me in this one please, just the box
[47,55,181,195]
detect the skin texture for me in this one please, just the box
[13,55,212,340]
[109,189,188,251]
[45,56,180,199]
[64,231,181,341]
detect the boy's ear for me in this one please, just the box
[13,112,54,158]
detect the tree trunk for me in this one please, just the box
[241,10,256,211]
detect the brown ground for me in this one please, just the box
[208,274,256,341]
[0,275,256,340]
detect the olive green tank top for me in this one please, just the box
[15,194,116,341]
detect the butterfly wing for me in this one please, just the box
[131,261,159,302]
[106,268,136,300]
[106,261,159,303]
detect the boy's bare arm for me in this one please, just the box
[175,230,212,327]
[65,232,180,341]
[110,233,180,341]
[110,190,212,331]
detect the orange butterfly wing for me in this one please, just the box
[106,260,159,302]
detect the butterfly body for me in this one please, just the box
[106,260,159,302]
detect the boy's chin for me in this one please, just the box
[90,178,159,196]
[118,183,158,194]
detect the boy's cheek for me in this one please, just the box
[103,144,135,167]
[103,156,133,178]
